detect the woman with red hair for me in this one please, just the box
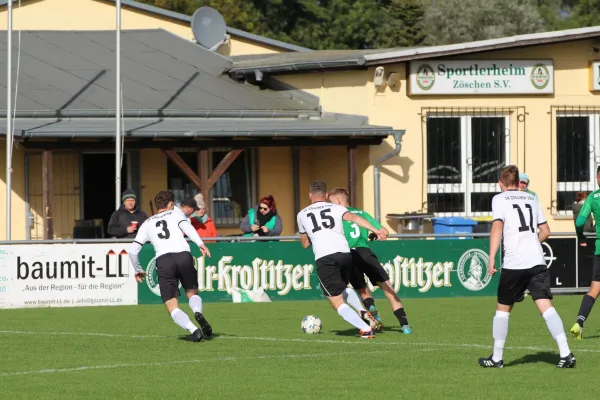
[240,195,283,237]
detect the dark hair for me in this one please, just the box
[259,195,277,213]
[329,187,349,202]
[310,181,327,196]
[154,190,174,210]
[499,165,519,187]
[576,192,588,203]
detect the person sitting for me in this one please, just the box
[179,197,218,241]
[240,195,283,237]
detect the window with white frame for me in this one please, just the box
[556,113,600,214]
[426,115,510,216]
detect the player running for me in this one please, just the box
[571,166,600,340]
[479,165,575,368]
[128,190,213,342]
[298,181,384,339]
[328,187,412,334]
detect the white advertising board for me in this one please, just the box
[409,59,554,95]
[0,243,138,309]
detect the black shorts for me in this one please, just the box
[316,252,352,297]
[349,247,390,289]
[593,255,600,282]
[497,265,552,306]
[156,251,198,302]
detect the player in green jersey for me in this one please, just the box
[571,166,600,339]
[328,187,412,334]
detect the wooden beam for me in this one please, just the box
[162,149,203,190]
[207,149,243,188]
[347,146,358,207]
[42,150,54,239]
[198,150,209,201]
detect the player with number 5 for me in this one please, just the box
[297,181,385,339]
[128,190,213,343]
[479,165,575,368]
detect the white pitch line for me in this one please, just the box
[0,350,394,378]
[1,329,600,354]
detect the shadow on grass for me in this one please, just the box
[176,332,228,342]
[504,351,557,367]
[330,328,360,337]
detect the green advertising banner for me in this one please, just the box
[137,239,501,304]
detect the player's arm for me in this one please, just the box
[488,196,504,276]
[128,226,149,282]
[535,199,550,243]
[297,214,311,249]
[179,218,211,257]
[343,212,382,238]
[363,211,388,240]
[575,196,593,241]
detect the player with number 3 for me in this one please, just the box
[128,190,213,342]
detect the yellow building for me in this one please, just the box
[2,0,600,241]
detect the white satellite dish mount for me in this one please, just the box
[191,6,230,51]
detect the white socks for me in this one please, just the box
[492,311,510,362]
[171,308,197,334]
[343,288,366,313]
[337,304,371,331]
[542,307,571,358]
[189,295,203,314]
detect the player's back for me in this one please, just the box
[137,208,191,257]
[343,207,378,249]
[297,202,350,260]
[493,190,546,269]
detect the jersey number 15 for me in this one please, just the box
[307,209,335,233]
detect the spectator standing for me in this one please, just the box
[240,195,283,237]
[573,192,595,234]
[107,189,148,238]
[180,197,218,240]
[518,173,538,199]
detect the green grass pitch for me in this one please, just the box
[0,295,597,399]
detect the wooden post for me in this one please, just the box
[162,149,204,189]
[198,150,209,201]
[42,150,54,239]
[347,146,358,207]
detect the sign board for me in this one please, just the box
[591,61,600,92]
[0,243,138,309]
[409,59,554,95]
[137,240,503,304]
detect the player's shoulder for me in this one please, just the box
[588,190,600,201]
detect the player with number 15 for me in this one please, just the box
[128,190,213,342]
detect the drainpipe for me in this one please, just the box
[374,131,405,222]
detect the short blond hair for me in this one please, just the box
[328,187,349,202]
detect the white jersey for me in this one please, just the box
[492,190,547,270]
[297,201,350,260]
[128,207,204,273]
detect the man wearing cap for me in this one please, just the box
[179,197,218,240]
[107,189,149,238]
[519,173,538,199]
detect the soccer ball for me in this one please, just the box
[301,315,322,334]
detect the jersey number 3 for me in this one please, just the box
[307,209,335,233]
[512,204,534,233]
[156,220,171,239]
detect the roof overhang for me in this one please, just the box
[0,114,400,150]
[229,26,600,76]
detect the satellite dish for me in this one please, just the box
[191,6,228,51]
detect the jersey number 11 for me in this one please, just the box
[512,204,534,233]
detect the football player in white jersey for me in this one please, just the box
[297,181,385,339]
[128,190,213,342]
[479,165,575,368]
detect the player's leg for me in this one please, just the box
[177,252,212,338]
[529,265,575,368]
[347,252,380,330]
[479,268,524,368]
[376,280,411,334]
[352,247,389,330]
[318,254,373,338]
[571,255,600,339]
[157,254,202,342]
